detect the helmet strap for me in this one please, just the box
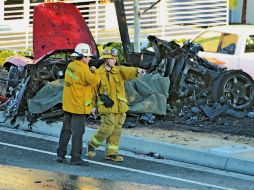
[104,61,112,71]
[75,51,84,57]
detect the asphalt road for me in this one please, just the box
[0,127,254,190]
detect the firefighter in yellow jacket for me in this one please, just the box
[87,47,146,162]
[57,43,100,165]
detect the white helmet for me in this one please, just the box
[71,43,93,57]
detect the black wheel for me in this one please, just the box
[211,71,228,100]
[212,70,254,110]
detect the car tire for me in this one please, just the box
[212,70,254,110]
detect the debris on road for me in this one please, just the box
[145,152,164,159]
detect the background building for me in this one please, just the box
[0,0,228,50]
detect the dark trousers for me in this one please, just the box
[57,112,86,161]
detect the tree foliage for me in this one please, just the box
[0,50,31,67]
[229,0,238,9]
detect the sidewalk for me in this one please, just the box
[1,115,254,176]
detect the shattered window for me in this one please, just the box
[43,52,73,64]
[193,31,222,53]
[219,33,238,55]
[245,35,254,53]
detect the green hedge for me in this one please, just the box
[0,38,186,67]
[0,50,15,67]
[0,49,32,67]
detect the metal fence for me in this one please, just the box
[0,0,228,50]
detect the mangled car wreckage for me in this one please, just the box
[144,36,254,111]
[0,3,98,122]
[0,2,253,126]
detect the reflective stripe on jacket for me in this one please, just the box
[96,65,138,114]
[62,60,100,114]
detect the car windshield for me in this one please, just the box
[42,52,73,64]
[193,31,238,55]
[245,35,254,53]
[193,31,222,53]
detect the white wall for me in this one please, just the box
[247,0,254,24]
[104,3,118,29]
[0,1,4,23]
[0,0,229,49]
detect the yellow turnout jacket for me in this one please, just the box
[95,65,138,114]
[62,60,100,114]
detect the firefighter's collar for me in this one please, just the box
[111,66,119,73]
[101,65,119,73]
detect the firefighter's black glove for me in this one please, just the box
[88,58,105,68]
[98,94,114,108]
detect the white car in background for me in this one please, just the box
[192,25,254,79]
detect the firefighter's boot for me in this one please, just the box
[105,154,123,162]
[86,143,96,158]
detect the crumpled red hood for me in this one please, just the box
[33,2,97,61]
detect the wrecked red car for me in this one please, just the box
[1,3,98,118]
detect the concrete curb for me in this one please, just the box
[121,135,254,176]
[226,157,254,176]
[1,116,254,176]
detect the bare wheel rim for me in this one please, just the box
[222,75,253,109]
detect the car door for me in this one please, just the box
[193,30,222,59]
[238,35,254,79]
